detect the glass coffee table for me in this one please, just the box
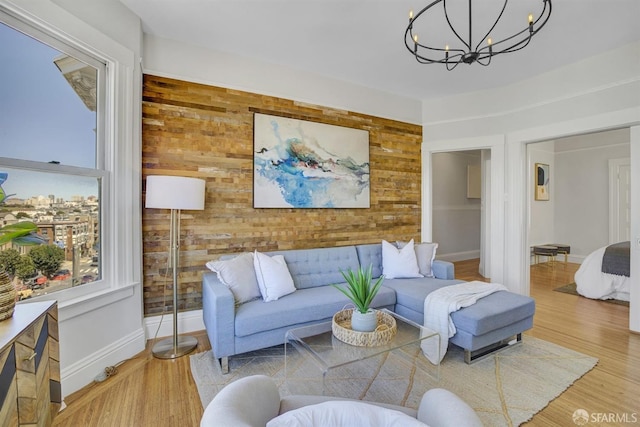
[284,309,440,399]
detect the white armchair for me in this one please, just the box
[201,375,482,427]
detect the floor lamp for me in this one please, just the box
[145,175,206,359]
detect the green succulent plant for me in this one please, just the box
[332,264,384,314]
[0,221,47,246]
[0,173,47,248]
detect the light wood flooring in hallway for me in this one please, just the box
[53,259,639,426]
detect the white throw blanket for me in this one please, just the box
[421,281,508,364]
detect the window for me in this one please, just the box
[0,15,105,297]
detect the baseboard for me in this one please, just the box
[60,327,146,397]
[436,250,481,262]
[144,309,205,341]
[568,254,584,264]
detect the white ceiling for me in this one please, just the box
[121,0,640,101]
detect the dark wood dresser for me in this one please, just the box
[0,301,61,426]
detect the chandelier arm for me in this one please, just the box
[474,0,509,52]
[406,39,465,61]
[477,55,492,66]
[405,0,458,61]
[414,49,464,64]
[498,0,551,46]
[406,23,467,63]
[490,37,532,56]
[479,27,531,55]
[482,9,548,57]
[446,60,460,71]
[475,0,551,54]
[443,0,470,50]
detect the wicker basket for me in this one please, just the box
[0,270,16,321]
[332,309,397,347]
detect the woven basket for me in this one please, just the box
[0,270,16,321]
[332,309,397,347]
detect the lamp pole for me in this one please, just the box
[152,208,198,359]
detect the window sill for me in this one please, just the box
[19,282,140,322]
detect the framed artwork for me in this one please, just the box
[253,113,370,208]
[535,163,550,201]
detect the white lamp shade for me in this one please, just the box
[145,175,206,210]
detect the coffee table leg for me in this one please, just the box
[284,332,291,391]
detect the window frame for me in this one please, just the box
[0,2,141,314]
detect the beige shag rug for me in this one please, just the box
[190,336,597,426]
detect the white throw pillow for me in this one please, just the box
[397,241,439,278]
[382,239,423,279]
[205,252,261,304]
[266,401,427,427]
[253,251,296,302]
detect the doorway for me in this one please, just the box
[526,128,631,267]
[430,149,491,278]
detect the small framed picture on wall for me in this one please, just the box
[535,163,550,201]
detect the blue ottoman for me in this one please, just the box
[386,279,536,364]
[450,291,536,363]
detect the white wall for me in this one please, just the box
[421,41,640,332]
[3,0,146,396]
[528,141,555,248]
[431,151,481,261]
[422,42,640,140]
[142,34,422,126]
[554,131,630,259]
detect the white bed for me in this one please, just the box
[574,245,630,302]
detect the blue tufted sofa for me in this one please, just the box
[202,243,535,372]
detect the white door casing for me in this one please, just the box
[609,158,631,243]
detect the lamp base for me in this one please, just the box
[152,335,198,359]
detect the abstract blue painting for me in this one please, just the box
[254,113,370,208]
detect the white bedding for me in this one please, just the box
[574,246,630,301]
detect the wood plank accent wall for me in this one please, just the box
[141,74,422,316]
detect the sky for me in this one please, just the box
[0,21,98,200]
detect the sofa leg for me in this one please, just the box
[464,333,523,364]
[219,357,229,374]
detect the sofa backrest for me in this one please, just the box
[354,243,383,279]
[266,246,361,289]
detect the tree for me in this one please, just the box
[16,212,31,219]
[0,248,21,276]
[15,256,36,281]
[28,245,64,278]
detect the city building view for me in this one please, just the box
[0,190,100,299]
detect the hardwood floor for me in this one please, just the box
[54,260,640,426]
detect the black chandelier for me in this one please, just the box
[405,0,552,70]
